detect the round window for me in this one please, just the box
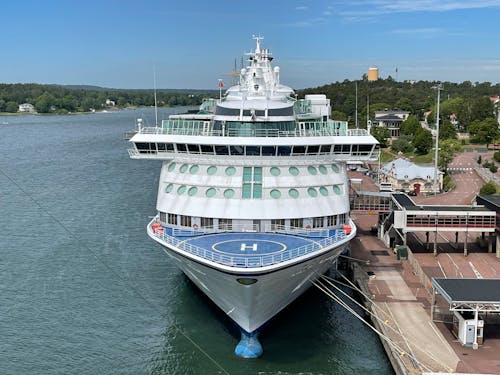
[270,167,281,176]
[307,187,318,197]
[331,164,340,173]
[270,189,281,199]
[179,164,189,173]
[177,185,187,195]
[320,187,329,196]
[289,166,299,176]
[225,166,236,176]
[165,183,174,193]
[333,185,342,195]
[307,166,318,175]
[319,165,328,174]
[288,188,299,198]
[206,188,216,197]
[223,189,235,198]
[167,162,176,172]
[188,187,198,196]
[189,165,199,174]
[207,166,217,175]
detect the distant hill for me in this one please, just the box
[56,84,217,94]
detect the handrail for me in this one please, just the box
[149,219,348,268]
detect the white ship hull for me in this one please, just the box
[152,225,356,333]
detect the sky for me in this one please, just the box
[2,0,500,89]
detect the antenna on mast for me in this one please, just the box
[355,82,359,129]
[153,65,158,126]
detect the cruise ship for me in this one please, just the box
[128,36,379,358]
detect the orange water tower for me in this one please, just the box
[368,67,379,81]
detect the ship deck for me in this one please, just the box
[149,223,350,268]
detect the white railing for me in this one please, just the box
[149,221,348,268]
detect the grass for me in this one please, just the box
[380,150,394,163]
[412,152,434,163]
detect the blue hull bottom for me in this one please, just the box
[235,331,263,358]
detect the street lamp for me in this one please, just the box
[432,83,443,195]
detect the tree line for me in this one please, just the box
[0,83,212,114]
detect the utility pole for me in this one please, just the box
[432,83,443,195]
[355,82,358,129]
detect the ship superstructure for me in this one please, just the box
[128,36,379,357]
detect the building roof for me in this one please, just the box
[380,158,441,181]
[432,278,500,304]
[373,114,405,121]
[477,194,500,212]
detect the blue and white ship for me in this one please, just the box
[128,36,378,358]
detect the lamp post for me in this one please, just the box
[432,83,443,195]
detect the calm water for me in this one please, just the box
[0,109,392,374]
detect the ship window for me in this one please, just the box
[318,165,327,174]
[326,215,336,226]
[242,183,252,199]
[168,213,177,225]
[157,143,166,151]
[292,145,306,155]
[320,187,329,196]
[254,167,262,181]
[224,189,235,199]
[188,187,198,196]
[230,145,244,155]
[290,218,303,228]
[313,217,323,228]
[253,184,262,199]
[308,166,318,175]
[289,166,299,176]
[307,145,320,154]
[135,142,149,151]
[271,219,285,230]
[225,166,236,176]
[307,187,318,197]
[189,165,199,174]
[218,218,232,230]
[166,143,175,151]
[331,164,340,173]
[270,189,281,199]
[333,145,342,153]
[180,215,191,227]
[288,188,299,198]
[342,144,351,153]
[201,217,213,228]
[333,185,342,195]
[159,211,167,222]
[243,167,252,182]
[165,184,174,193]
[180,164,189,173]
[278,146,291,156]
[270,167,281,176]
[206,188,216,197]
[187,144,200,153]
[207,166,217,175]
[176,144,187,152]
[200,144,214,154]
[246,146,260,156]
[359,144,373,153]
[167,162,176,172]
[320,145,331,154]
[177,185,187,195]
[215,145,229,155]
[262,146,276,156]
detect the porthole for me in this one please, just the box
[224,189,235,198]
[270,189,281,199]
[207,166,217,175]
[270,167,281,176]
[206,188,216,197]
[188,187,198,196]
[319,165,327,174]
[225,166,236,176]
[288,188,299,198]
[331,164,340,173]
[333,185,342,195]
[320,187,329,196]
[180,164,189,173]
[165,183,174,193]
[189,165,199,174]
[167,162,176,172]
[307,187,318,197]
[177,185,187,195]
[237,278,258,285]
[289,166,299,176]
[307,166,318,175]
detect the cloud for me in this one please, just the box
[295,6,309,11]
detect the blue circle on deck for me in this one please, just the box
[212,239,286,256]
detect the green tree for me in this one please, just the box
[413,129,433,154]
[400,115,421,136]
[469,118,499,147]
[438,139,462,171]
[0,99,5,112]
[371,126,391,148]
[5,101,18,112]
[479,182,497,195]
[331,110,347,121]
[439,119,457,140]
[391,135,414,154]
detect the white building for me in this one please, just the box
[380,158,443,194]
[18,103,35,113]
[372,110,410,138]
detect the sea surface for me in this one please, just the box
[0,109,393,374]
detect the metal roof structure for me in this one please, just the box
[432,278,500,313]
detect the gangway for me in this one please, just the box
[350,190,392,213]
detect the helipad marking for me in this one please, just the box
[240,243,258,251]
[212,239,287,255]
